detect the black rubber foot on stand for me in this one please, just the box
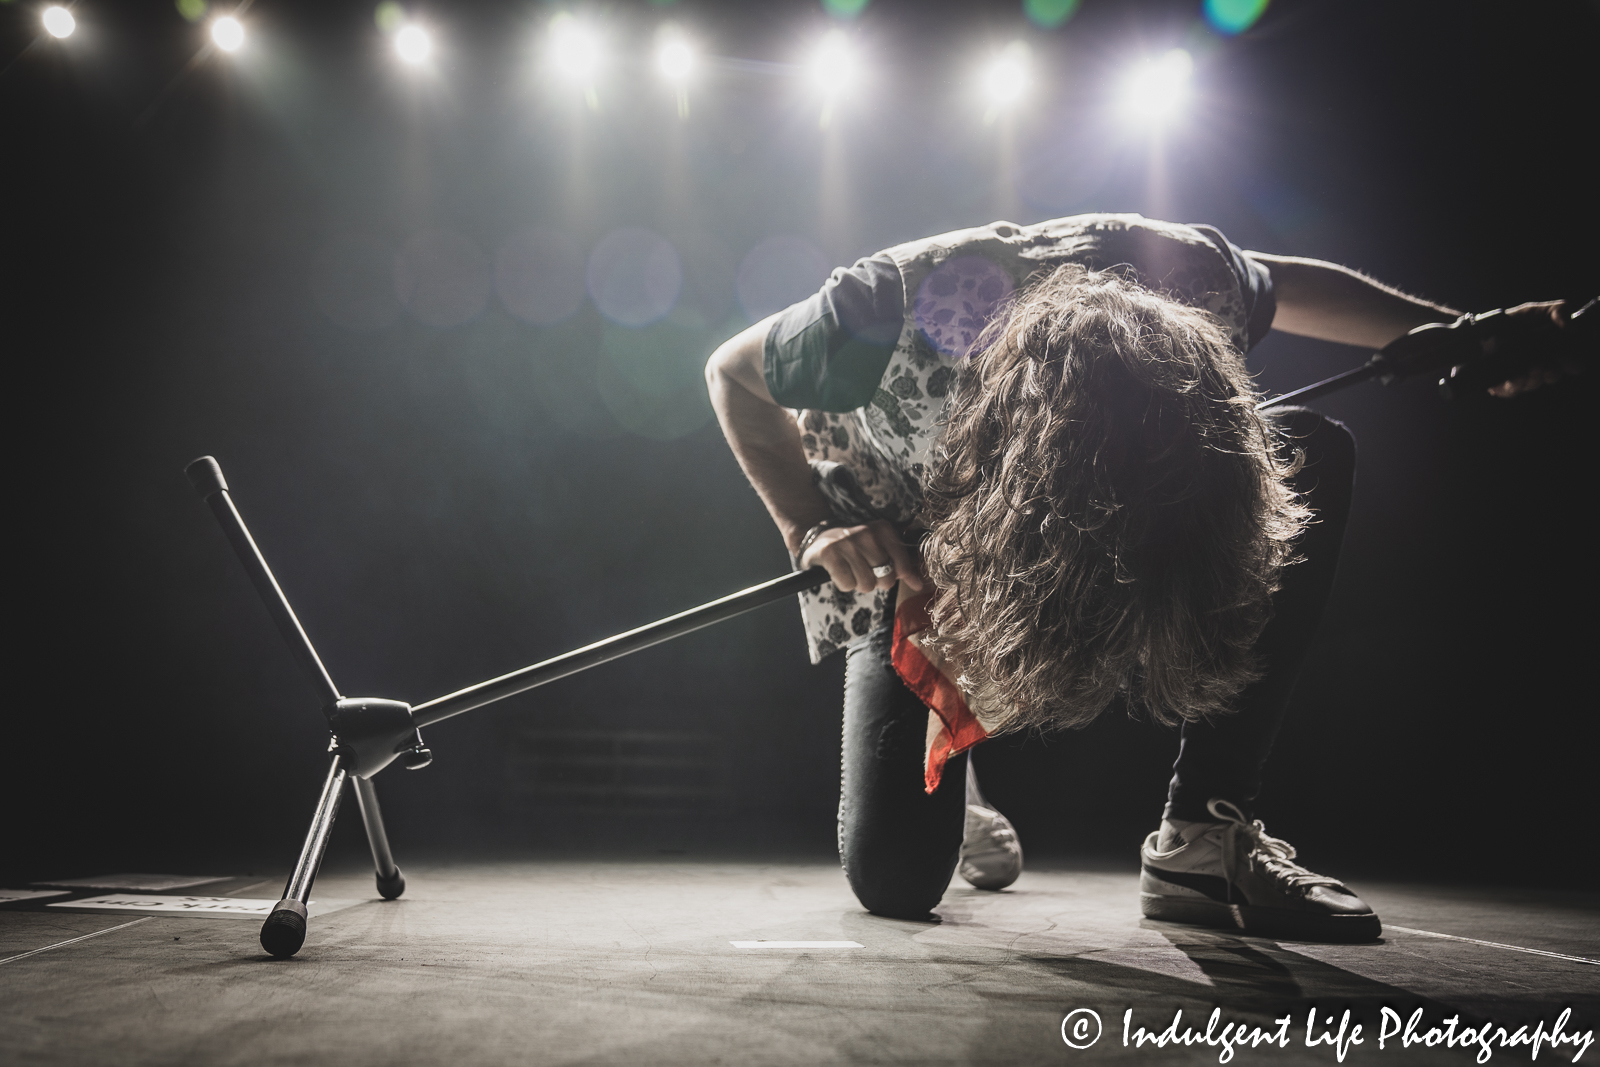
[376,866,405,900]
[260,899,308,957]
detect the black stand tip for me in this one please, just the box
[260,899,308,957]
[376,866,406,901]
[185,455,228,498]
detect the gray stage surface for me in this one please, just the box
[3,858,1595,1066]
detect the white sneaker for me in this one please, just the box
[957,761,1023,891]
[1140,799,1380,941]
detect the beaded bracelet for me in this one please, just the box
[791,520,834,571]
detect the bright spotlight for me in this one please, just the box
[1124,49,1194,122]
[808,31,859,97]
[548,15,603,84]
[657,38,694,83]
[394,24,431,65]
[981,42,1030,108]
[42,5,76,39]
[211,16,245,53]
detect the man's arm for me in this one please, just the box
[1245,252,1460,349]
[1247,251,1571,396]
[704,321,922,594]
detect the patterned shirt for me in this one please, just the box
[763,214,1276,663]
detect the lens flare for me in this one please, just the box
[1023,0,1080,29]
[1124,49,1193,122]
[821,0,869,17]
[586,229,683,328]
[373,2,404,34]
[42,6,76,39]
[394,24,431,64]
[1204,0,1271,35]
[211,16,244,53]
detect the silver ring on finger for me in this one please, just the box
[871,563,895,579]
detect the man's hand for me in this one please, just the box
[801,519,925,594]
[1485,300,1576,398]
[706,320,927,593]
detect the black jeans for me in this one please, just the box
[837,408,1355,919]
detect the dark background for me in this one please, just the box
[5,0,1595,888]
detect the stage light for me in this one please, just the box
[657,38,694,84]
[394,24,431,65]
[548,14,603,85]
[808,31,858,97]
[42,6,75,39]
[211,16,245,53]
[981,42,1030,108]
[1123,49,1193,122]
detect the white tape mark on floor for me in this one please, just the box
[730,941,863,949]
[0,918,154,967]
[47,895,363,918]
[1388,926,1599,965]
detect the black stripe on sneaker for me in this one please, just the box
[1143,865,1235,904]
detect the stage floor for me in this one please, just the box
[3,857,1595,1066]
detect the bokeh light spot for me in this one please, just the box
[913,256,1014,359]
[1203,0,1270,35]
[523,317,624,441]
[601,310,709,399]
[736,236,829,322]
[1023,0,1080,30]
[672,232,739,324]
[394,230,491,328]
[374,2,404,33]
[42,6,75,38]
[587,229,683,327]
[176,0,209,24]
[311,234,402,332]
[822,0,870,18]
[496,230,587,325]
[596,308,717,441]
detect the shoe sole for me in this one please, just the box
[1140,892,1382,943]
[958,846,1023,891]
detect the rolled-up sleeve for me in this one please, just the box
[1190,224,1277,351]
[763,252,905,412]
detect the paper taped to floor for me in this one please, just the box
[34,874,229,892]
[47,895,362,918]
[1,888,72,904]
[729,941,863,948]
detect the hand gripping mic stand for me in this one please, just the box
[185,456,827,958]
[187,300,1593,958]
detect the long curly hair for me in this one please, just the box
[920,262,1309,732]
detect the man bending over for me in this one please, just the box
[705,214,1562,939]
